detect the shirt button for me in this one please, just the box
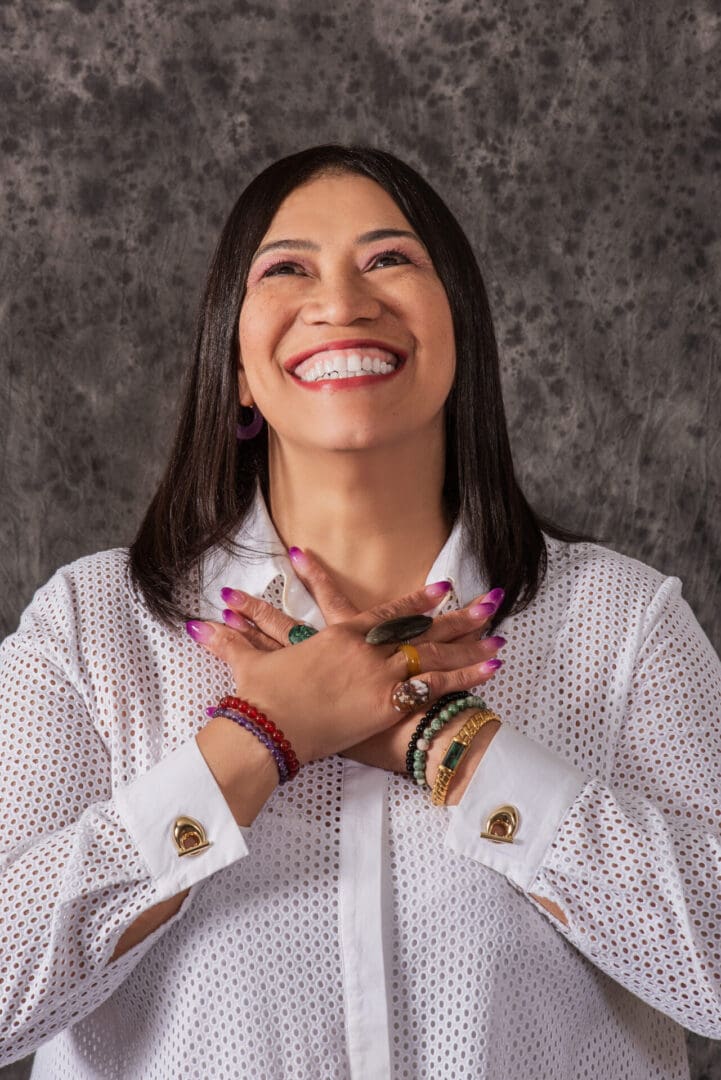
[173,816,212,856]
[480,805,519,844]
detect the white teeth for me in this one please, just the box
[296,352,399,383]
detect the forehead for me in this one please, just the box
[262,172,412,239]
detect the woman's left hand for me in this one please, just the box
[217,548,504,780]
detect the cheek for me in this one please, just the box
[421,293,456,379]
[238,298,262,356]
[238,303,281,387]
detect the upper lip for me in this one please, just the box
[283,338,408,373]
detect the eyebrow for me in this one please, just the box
[250,228,423,265]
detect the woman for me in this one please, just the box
[1,144,720,1079]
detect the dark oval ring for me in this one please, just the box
[288,624,319,645]
[364,614,433,646]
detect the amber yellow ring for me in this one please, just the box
[396,643,422,678]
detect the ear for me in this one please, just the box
[237,355,254,408]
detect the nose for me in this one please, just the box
[301,269,383,326]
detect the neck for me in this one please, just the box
[267,431,451,611]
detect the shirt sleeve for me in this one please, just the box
[444,723,587,891]
[445,575,721,1038]
[114,737,250,898]
[0,572,249,1067]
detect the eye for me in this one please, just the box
[261,260,303,278]
[369,248,411,269]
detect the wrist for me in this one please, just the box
[426,717,500,805]
[196,715,279,827]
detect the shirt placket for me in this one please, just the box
[339,761,392,1079]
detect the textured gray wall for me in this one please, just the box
[1,0,719,1077]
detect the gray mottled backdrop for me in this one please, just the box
[1,0,720,1077]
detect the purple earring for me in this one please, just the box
[236,404,265,440]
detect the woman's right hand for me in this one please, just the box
[187,581,502,765]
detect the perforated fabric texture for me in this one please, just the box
[1,527,720,1078]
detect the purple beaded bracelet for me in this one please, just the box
[212,706,290,783]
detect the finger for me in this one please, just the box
[356,579,453,633]
[185,619,252,666]
[288,547,359,624]
[221,609,283,652]
[393,636,506,677]
[219,587,299,645]
[388,657,503,715]
[419,588,506,644]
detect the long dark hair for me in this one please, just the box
[129,144,579,628]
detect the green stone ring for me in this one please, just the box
[288,623,318,645]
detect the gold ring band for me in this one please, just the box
[396,643,422,678]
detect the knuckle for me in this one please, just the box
[238,594,261,618]
[269,610,290,633]
[369,600,397,623]
[422,641,443,669]
[210,627,237,661]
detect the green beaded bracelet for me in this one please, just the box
[412,694,486,789]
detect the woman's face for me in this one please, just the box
[238,171,456,454]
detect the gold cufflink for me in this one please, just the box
[173,816,212,857]
[480,804,519,844]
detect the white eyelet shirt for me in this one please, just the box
[1,488,720,1079]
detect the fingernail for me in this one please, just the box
[186,620,214,644]
[426,579,452,597]
[487,635,507,648]
[481,657,504,672]
[222,608,247,630]
[470,602,496,619]
[220,587,245,604]
[486,587,505,606]
[289,546,307,565]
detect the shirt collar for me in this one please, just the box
[197,484,486,626]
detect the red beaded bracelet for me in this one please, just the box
[215,695,300,779]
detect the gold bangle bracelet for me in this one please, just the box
[430,709,501,806]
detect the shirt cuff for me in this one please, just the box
[114,735,250,901]
[444,723,587,891]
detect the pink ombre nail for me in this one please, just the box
[487,635,507,648]
[426,580,452,597]
[481,657,504,673]
[222,608,247,630]
[486,587,505,606]
[288,546,307,564]
[185,620,214,644]
[470,602,496,619]
[220,587,245,604]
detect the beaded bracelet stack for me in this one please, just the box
[406,692,486,790]
[206,695,300,784]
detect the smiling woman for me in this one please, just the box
[1,145,721,1080]
[236,174,456,466]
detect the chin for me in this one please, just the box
[290,421,393,453]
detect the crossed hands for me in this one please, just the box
[187,549,506,779]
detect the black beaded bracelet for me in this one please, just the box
[408,693,488,790]
[404,691,470,777]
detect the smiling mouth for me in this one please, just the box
[292,347,402,384]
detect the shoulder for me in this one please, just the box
[21,547,136,622]
[540,535,681,628]
[4,547,183,673]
